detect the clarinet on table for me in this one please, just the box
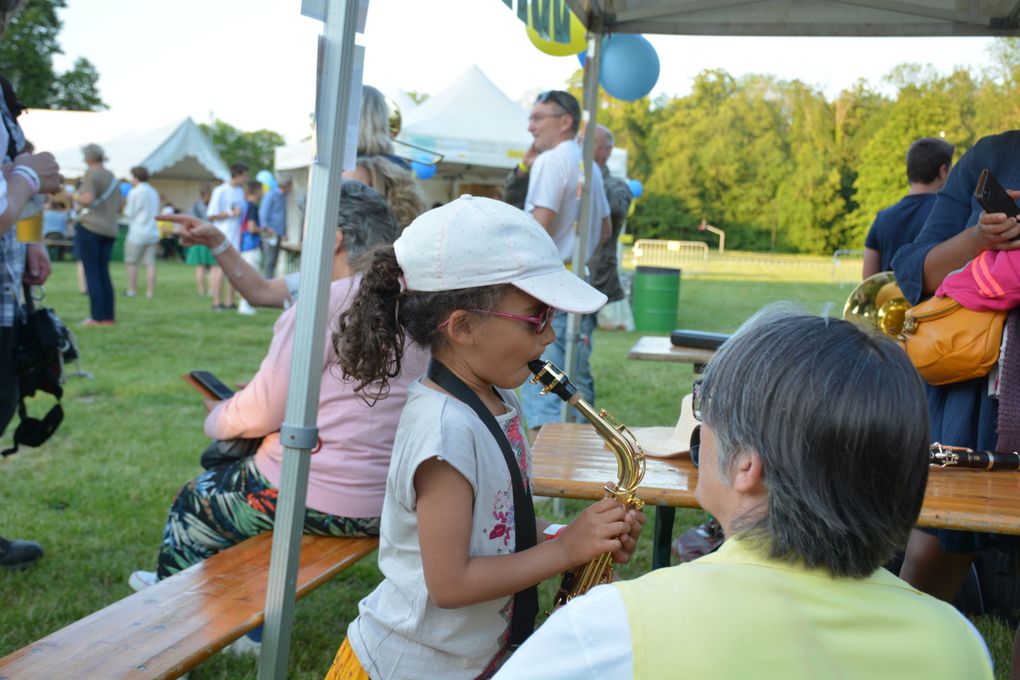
[929,443,1020,471]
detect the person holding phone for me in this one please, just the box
[892,129,1020,679]
[128,184,429,645]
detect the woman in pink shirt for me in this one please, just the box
[129,182,426,591]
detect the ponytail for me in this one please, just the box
[334,245,405,404]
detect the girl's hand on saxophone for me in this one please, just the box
[611,508,647,565]
[556,499,631,566]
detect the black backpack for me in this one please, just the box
[2,286,78,457]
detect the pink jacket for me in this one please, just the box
[936,249,1020,311]
[205,276,429,518]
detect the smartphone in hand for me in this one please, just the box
[187,370,235,400]
[975,169,1020,219]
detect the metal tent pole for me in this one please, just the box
[560,28,603,422]
[258,0,358,677]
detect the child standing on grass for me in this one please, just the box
[324,196,645,680]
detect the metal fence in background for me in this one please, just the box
[626,239,864,284]
[631,239,709,270]
[832,249,865,286]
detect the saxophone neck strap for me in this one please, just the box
[426,358,538,647]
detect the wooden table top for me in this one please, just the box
[532,423,1020,536]
[627,336,716,366]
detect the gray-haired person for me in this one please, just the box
[497,307,993,680]
[161,180,395,309]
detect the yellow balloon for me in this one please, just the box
[526,10,586,57]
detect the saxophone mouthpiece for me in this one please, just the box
[529,360,577,402]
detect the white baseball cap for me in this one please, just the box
[394,195,607,314]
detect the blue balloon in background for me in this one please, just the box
[577,51,586,67]
[627,178,643,199]
[411,161,436,181]
[599,34,659,101]
[255,169,278,191]
[119,181,131,197]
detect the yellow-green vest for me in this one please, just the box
[615,539,993,680]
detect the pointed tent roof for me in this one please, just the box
[398,65,531,169]
[20,111,229,181]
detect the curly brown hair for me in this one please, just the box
[333,245,509,404]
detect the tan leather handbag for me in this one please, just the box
[899,295,1007,386]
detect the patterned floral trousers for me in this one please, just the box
[157,456,380,579]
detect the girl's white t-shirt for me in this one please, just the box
[347,379,532,680]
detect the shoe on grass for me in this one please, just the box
[225,631,262,657]
[128,570,158,591]
[0,536,43,570]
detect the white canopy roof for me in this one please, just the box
[20,110,229,181]
[564,0,1020,37]
[275,69,532,173]
[398,65,531,170]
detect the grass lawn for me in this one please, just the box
[0,259,1013,678]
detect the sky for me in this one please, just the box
[50,0,1003,145]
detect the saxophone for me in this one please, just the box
[528,359,646,606]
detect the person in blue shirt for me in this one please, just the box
[862,137,954,279]
[237,180,263,315]
[258,176,290,278]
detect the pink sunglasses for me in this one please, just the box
[438,306,555,334]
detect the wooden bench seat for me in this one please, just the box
[0,533,378,680]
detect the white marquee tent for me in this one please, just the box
[20,111,229,209]
[400,64,531,172]
[276,67,538,206]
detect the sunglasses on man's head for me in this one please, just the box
[535,90,574,114]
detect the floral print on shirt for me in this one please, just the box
[482,414,529,550]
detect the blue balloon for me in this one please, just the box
[577,51,586,67]
[599,34,659,102]
[411,161,436,181]
[119,181,131,197]
[255,169,278,191]
[627,178,643,199]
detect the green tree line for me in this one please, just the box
[0,0,105,110]
[587,38,1020,255]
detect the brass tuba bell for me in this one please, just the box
[843,271,912,338]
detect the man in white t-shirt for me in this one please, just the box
[518,90,611,434]
[206,162,248,310]
[123,166,161,298]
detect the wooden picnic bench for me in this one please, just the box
[0,532,378,680]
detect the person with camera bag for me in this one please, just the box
[0,0,65,570]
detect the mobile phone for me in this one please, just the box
[975,169,1020,218]
[188,370,235,400]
